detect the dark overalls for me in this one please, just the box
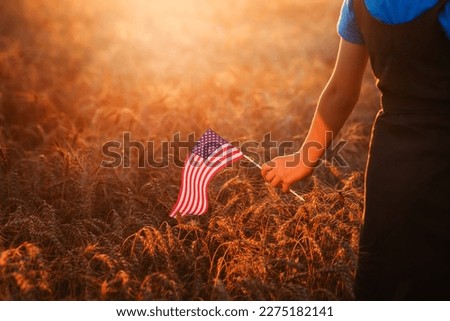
[353,0,450,300]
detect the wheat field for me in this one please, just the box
[0,0,380,300]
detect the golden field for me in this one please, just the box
[0,0,380,300]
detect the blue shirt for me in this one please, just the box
[338,0,450,44]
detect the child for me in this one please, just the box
[262,0,450,300]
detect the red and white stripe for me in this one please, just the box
[169,143,243,217]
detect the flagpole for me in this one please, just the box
[243,154,305,202]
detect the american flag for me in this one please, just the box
[169,129,243,217]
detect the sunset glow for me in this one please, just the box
[0,0,379,300]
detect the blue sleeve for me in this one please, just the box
[337,0,365,44]
[438,2,450,40]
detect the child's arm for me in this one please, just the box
[261,39,368,192]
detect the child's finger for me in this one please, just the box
[261,162,274,177]
[281,183,291,193]
[264,168,276,182]
[270,175,282,188]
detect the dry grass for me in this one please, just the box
[0,0,379,300]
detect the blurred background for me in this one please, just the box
[0,0,380,300]
[0,0,378,144]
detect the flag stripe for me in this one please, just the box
[187,146,241,215]
[170,141,242,217]
[171,150,222,216]
[169,129,243,217]
[178,155,203,214]
[191,147,242,215]
[178,144,236,215]
[169,153,196,217]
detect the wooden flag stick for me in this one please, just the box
[243,154,305,202]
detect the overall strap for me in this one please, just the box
[352,0,450,113]
[437,0,449,9]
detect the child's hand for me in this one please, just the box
[261,153,314,193]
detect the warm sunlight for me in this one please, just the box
[0,0,382,301]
